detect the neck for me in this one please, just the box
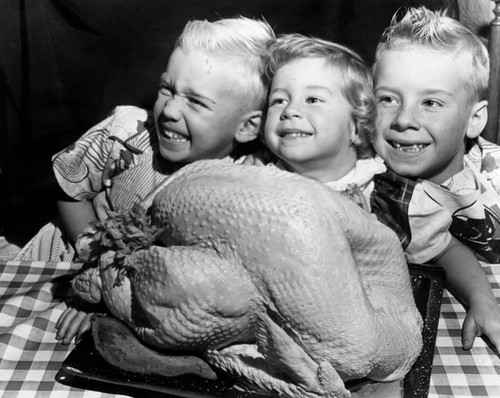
[426,147,466,185]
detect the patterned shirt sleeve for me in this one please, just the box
[371,170,452,264]
[476,137,500,194]
[52,106,148,201]
[404,183,453,264]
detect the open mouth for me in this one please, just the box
[390,141,428,153]
[162,130,189,142]
[278,129,313,138]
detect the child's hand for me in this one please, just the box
[239,149,275,166]
[56,298,97,345]
[461,296,500,353]
[240,154,267,166]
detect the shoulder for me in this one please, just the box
[467,137,500,194]
[53,106,153,158]
[467,137,500,170]
[107,105,149,121]
[356,156,386,175]
[102,106,152,140]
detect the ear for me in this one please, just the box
[349,118,360,145]
[466,100,488,139]
[235,110,262,143]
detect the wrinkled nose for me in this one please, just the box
[280,102,303,120]
[391,104,420,131]
[162,96,182,122]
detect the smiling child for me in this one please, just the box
[15,17,275,344]
[259,31,500,354]
[371,6,500,352]
[264,33,383,209]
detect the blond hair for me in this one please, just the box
[266,33,375,158]
[374,6,489,103]
[176,17,275,109]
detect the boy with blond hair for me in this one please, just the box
[371,7,500,352]
[257,28,500,354]
[19,16,275,344]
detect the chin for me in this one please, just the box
[158,147,190,163]
[385,161,422,179]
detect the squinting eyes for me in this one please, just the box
[159,86,173,95]
[157,89,207,109]
[189,98,207,108]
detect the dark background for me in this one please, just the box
[0,0,458,243]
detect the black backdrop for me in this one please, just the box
[0,0,456,241]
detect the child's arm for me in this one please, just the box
[57,199,97,244]
[56,199,99,344]
[432,236,500,351]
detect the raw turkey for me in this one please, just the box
[72,159,423,398]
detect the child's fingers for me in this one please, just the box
[251,158,267,167]
[487,332,500,354]
[75,314,93,343]
[56,308,79,340]
[56,307,74,329]
[481,318,500,353]
[461,314,478,350]
[239,153,267,166]
[61,311,88,345]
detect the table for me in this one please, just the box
[0,260,128,398]
[428,261,500,398]
[2,260,500,398]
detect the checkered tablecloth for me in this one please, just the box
[0,260,130,398]
[428,262,500,398]
[2,260,500,397]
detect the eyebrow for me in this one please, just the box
[375,85,454,97]
[270,85,333,94]
[306,85,333,94]
[421,89,454,97]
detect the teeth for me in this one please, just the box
[392,142,426,152]
[164,131,188,142]
[281,132,312,138]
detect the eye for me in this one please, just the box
[306,96,323,104]
[422,99,442,108]
[159,84,173,96]
[377,95,398,106]
[188,97,208,108]
[269,96,287,107]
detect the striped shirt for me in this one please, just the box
[52,106,178,220]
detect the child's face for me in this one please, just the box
[154,48,254,163]
[373,48,480,184]
[264,58,357,179]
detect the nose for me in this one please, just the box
[391,104,420,131]
[162,96,182,122]
[280,101,303,120]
